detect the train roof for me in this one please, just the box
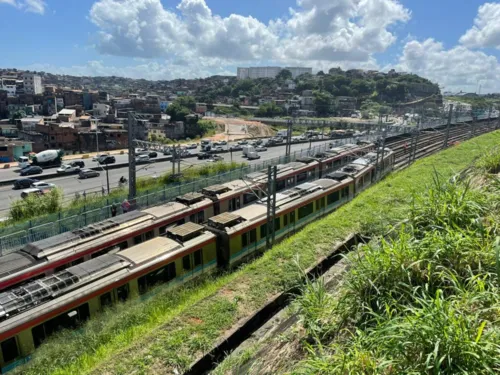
[20,211,150,260]
[245,161,312,182]
[0,252,38,281]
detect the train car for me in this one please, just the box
[0,193,214,292]
[0,222,216,372]
[207,178,354,266]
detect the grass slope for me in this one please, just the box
[14,131,500,375]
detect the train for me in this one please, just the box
[0,147,394,372]
[0,142,374,293]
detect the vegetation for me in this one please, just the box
[13,131,500,375]
[7,161,246,224]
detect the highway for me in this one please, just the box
[0,140,336,214]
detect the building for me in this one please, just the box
[335,96,357,115]
[93,103,111,117]
[0,137,33,162]
[237,66,312,80]
[0,78,17,97]
[36,123,78,150]
[57,108,77,122]
[22,73,43,95]
[63,90,83,107]
[19,116,44,131]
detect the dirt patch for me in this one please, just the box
[207,117,276,142]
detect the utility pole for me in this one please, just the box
[96,119,99,153]
[171,145,177,176]
[105,164,110,194]
[442,104,453,149]
[411,129,419,163]
[127,112,137,201]
[285,118,293,158]
[266,166,277,250]
[177,145,181,174]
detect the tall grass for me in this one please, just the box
[9,189,63,221]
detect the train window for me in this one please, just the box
[117,284,129,302]
[249,229,256,244]
[242,233,248,247]
[71,257,84,266]
[277,180,285,191]
[177,218,185,226]
[214,202,221,215]
[316,199,321,210]
[1,337,19,363]
[197,211,205,223]
[284,214,288,227]
[260,224,267,238]
[298,203,313,219]
[290,211,295,224]
[92,248,109,259]
[297,172,307,182]
[274,218,281,231]
[119,241,128,250]
[342,187,349,198]
[159,225,167,235]
[183,255,191,271]
[134,235,142,245]
[54,264,67,273]
[190,214,196,222]
[327,191,340,205]
[194,250,202,267]
[138,276,148,295]
[243,193,258,205]
[236,197,241,209]
[100,292,113,308]
[145,230,154,241]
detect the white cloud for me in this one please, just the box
[89,0,410,70]
[0,0,46,14]
[460,2,500,49]
[394,38,500,93]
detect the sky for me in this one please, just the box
[1,0,500,93]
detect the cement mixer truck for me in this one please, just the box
[30,150,64,169]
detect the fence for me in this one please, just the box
[0,112,495,256]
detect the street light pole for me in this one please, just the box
[106,164,110,194]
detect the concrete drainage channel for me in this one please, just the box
[184,233,367,375]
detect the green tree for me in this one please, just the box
[256,103,283,117]
[313,91,334,116]
[174,96,196,111]
[166,103,191,122]
[276,69,292,81]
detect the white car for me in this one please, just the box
[186,143,198,149]
[92,153,109,161]
[57,164,80,174]
[135,154,150,164]
[255,146,267,152]
[214,146,224,152]
[31,182,56,190]
[247,152,261,160]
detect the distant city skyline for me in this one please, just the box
[1,0,500,92]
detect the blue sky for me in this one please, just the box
[1,0,500,92]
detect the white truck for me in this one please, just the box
[247,151,261,160]
[276,129,290,138]
[242,145,255,158]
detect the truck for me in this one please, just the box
[247,151,261,160]
[276,129,290,138]
[31,150,64,169]
[242,145,255,158]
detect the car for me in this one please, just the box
[57,164,80,174]
[13,178,38,190]
[70,160,85,168]
[98,155,116,165]
[92,153,109,162]
[20,166,43,176]
[219,141,227,145]
[249,141,257,146]
[197,152,211,160]
[229,145,242,151]
[273,137,284,143]
[79,169,100,179]
[214,146,224,152]
[163,148,172,155]
[135,154,150,164]
[148,151,158,158]
[208,155,224,162]
[255,145,267,152]
[255,139,263,145]
[31,182,56,191]
[186,143,198,149]
[21,188,44,199]
[247,152,261,160]
[237,140,248,145]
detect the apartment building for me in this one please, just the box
[22,73,43,95]
[237,66,312,80]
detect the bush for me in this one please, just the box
[10,189,62,222]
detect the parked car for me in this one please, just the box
[143,151,158,158]
[255,139,263,145]
[219,141,227,145]
[229,145,243,151]
[13,178,38,190]
[163,148,172,155]
[92,153,109,161]
[214,146,224,152]
[135,154,150,164]
[20,166,43,176]
[98,155,116,165]
[186,143,198,149]
[208,155,224,162]
[70,160,85,168]
[57,164,80,174]
[197,152,211,160]
[237,140,248,145]
[31,182,56,191]
[247,152,261,160]
[79,169,100,179]
[255,145,267,152]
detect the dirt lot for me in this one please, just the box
[208,117,276,141]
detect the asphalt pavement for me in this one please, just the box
[0,140,334,215]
